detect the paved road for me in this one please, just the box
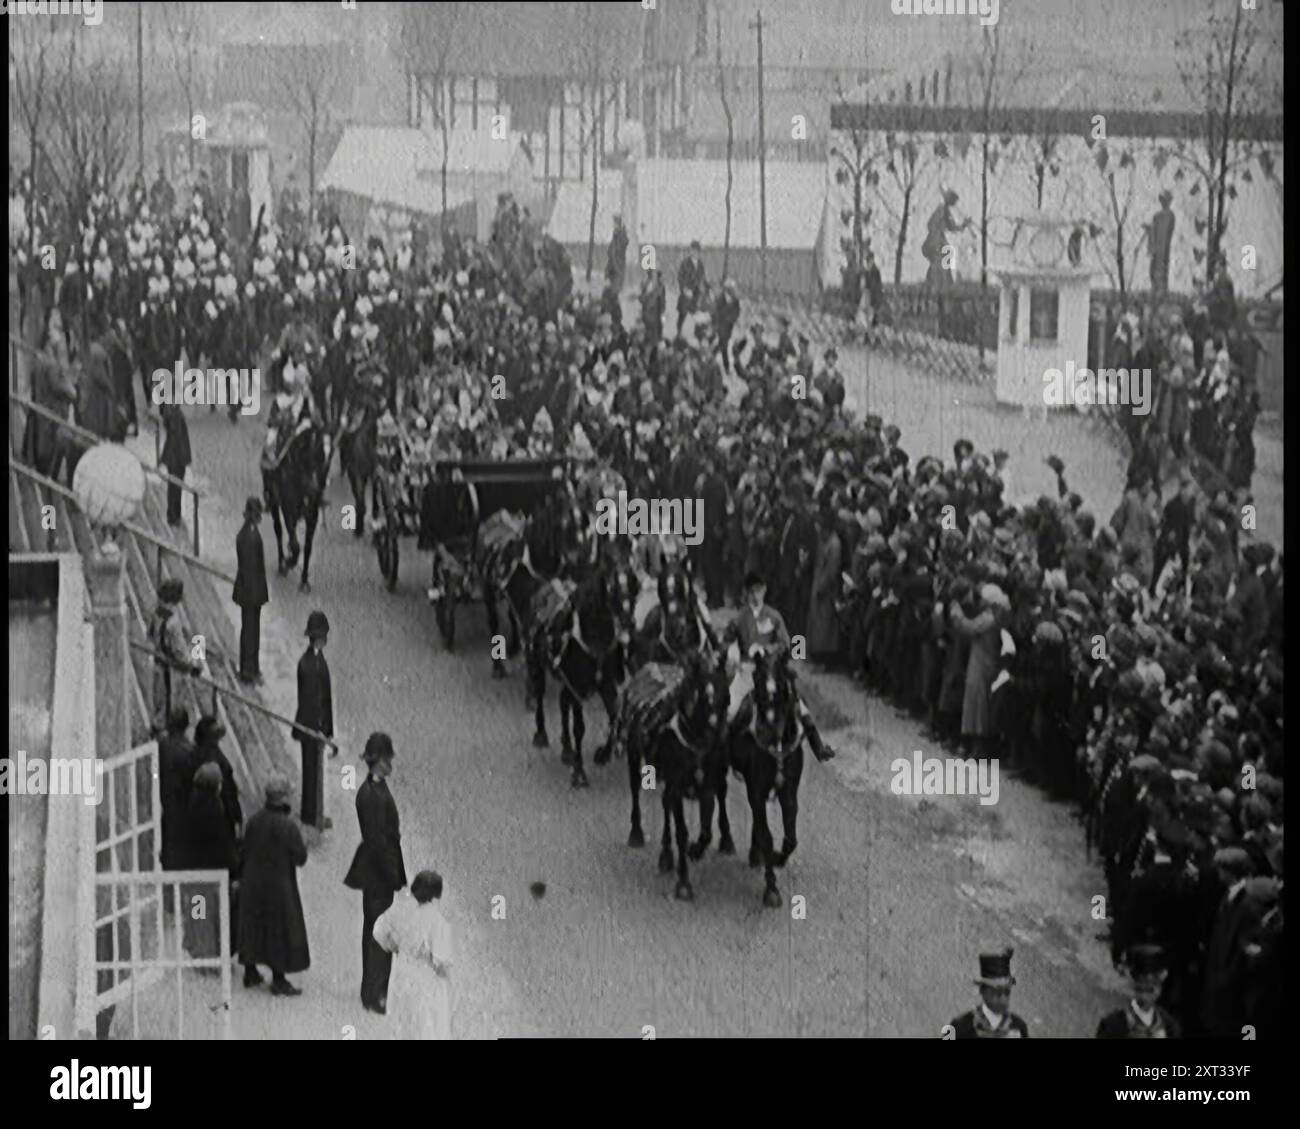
[167,334,1153,1039]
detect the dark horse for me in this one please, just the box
[635,559,720,667]
[610,652,732,899]
[481,484,588,680]
[262,416,331,593]
[541,558,640,788]
[728,648,806,908]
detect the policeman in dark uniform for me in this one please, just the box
[1097,944,1181,1038]
[947,948,1030,1038]
[343,732,408,1015]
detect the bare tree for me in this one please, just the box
[157,2,203,177]
[1085,140,1144,297]
[567,3,620,284]
[716,9,735,279]
[829,79,879,299]
[9,19,60,265]
[398,3,467,238]
[960,24,1026,288]
[277,42,342,234]
[878,132,943,286]
[1173,0,1279,282]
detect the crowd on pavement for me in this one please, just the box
[11,162,1281,1038]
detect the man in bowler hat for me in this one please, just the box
[948,948,1030,1038]
[233,496,268,684]
[344,733,407,1014]
[294,610,333,830]
[1097,944,1180,1038]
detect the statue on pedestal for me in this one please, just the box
[922,189,971,289]
[1144,190,1175,295]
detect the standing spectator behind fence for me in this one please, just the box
[194,715,244,844]
[159,401,191,527]
[181,761,241,965]
[233,497,268,685]
[149,577,204,735]
[158,705,197,873]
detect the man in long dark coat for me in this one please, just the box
[238,773,310,995]
[159,402,191,526]
[294,610,333,830]
[233,496,269,684]
[157,705,197,873]
[344,733,407,1015]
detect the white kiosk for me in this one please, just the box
[991,212,1095,408]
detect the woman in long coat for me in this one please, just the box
[237,774,309,995]
[806,507,842,662]
[181,762,241,960]
[373,870,454,1040]
[948,584,1008,754]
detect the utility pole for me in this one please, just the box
[136,1,144,181]
[750,9,767,292]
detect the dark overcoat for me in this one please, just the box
[237,801,310,973]
[343,777,407,895]
[233,521,269,609]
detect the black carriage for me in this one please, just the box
[372,446,570,651]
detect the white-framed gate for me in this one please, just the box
[87,740,233,1039]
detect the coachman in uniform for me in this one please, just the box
[1097,944,1180,1038]
[344,732,408,1015]
[948,948,1030,1038]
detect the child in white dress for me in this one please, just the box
[372,870,454,1039]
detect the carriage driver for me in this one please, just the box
[722,571,836,762]
[263,356,322,472]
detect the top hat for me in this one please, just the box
[305,610,331,638]
[743,570,766,591]
[975,948,1016,987]
[244,495,264,518]
[159,577,185,604]
[1126,943,1168,983]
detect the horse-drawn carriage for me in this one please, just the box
[368,430,571,651]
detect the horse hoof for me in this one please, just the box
[674,881,694,901]
[532,731,549,749]
[570,768,589,789]
[560,745,575,766]
[748,847,762,868]
[762,887,782,909]
[628,827,645,848]
[687,840,709,862]
[718,835,736,856]
[353,527,365,539]
[299,580,311,594]
[658,850,674,874]
[592,743,609,765]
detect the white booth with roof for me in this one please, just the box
[991,212,1095,409]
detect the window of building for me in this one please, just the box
[1006,286,1018,339]
[1030,288,1059,342]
